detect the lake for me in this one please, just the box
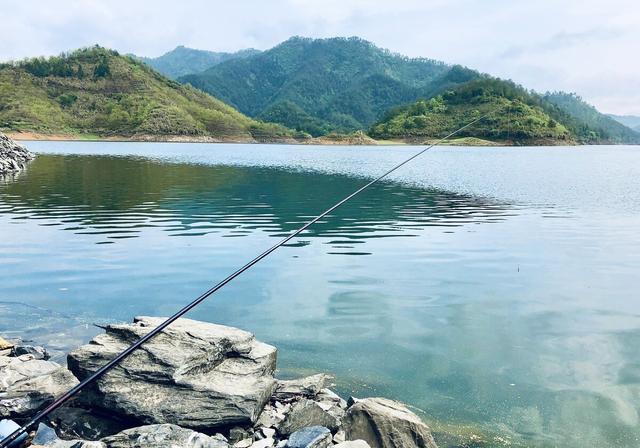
[1,142,639,447]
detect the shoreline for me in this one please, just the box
[4,131,585,147]
[0,317,503,448]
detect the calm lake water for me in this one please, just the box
[1,142,639,447]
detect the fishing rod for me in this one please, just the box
[0,111,495,448]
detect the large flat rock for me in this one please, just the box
[67,317,277,430]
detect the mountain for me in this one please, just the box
[370,78,573,144]
[179,36,480,136]
[607,114,640,133]
[136,45,261,79]
[543,93,640,144]
[0,46,301,141]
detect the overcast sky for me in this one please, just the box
[2,0,639,115]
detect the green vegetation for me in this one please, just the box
[542,93,640,143]
[608,114,640,132]
[179,36,477,136]
[0,46,303,141]
[370,79,572,144]
[136,45,261,79]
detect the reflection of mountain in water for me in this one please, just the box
[0,154,512,246]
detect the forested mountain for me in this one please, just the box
[371,79,640,144]
[370,79,572,144]
[543,93,640,143]
[607,114,640,133]
[180,36,480,136]
[0,46,300,141]
[136,46,260,79]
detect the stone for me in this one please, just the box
[250,438,274,448]
[13,345,50,360]
[229,427,253,444]
[101,424,229,448]
[234,438,253,448]
[0,132,34,174]
[285,426,332,448]
[343,398,437,448]
[47,407,129,440]
[334,442,371,448]
[0,355,79,419]
[0,337,14,351]
[0,418,29,447]
[32,422,106,448]
[68,317,277,430]
[273,375,330,400]
[279,399,340,435]
[316,389,347,410]
[261,428,276,439]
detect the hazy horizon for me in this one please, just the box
[1,0,639,115]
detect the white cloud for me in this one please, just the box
[1,0,639,114]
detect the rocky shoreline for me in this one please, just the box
[0,132,35,174]
[1,317,438,448]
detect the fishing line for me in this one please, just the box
[1,110,497,447]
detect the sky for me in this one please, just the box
[1,0,639,115]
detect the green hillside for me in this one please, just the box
[180,36,479,136]
[0,46,302,141]
[607,113,640,131]
[543,93,639,144]
[136,46,261,79]
[370,79,573,144]
[371,79,640,145]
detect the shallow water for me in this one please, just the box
[1,142,639,447]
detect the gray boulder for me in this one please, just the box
[100,424,228,448]
[279,399,340,435]
[0,132,34,174]
[343,398,437,448]
[285,426,332,448]
[0,355,79,419]
[274,375,329,400]
[67,317,277,430]
[13,345,50,360]
[47,407,129,440]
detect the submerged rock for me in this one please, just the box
[0,132,34,174]
[67,317,277,431]
[343,398,437,448]
[100,424,229,448]
[0,355,78,419]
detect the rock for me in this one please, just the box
[343,398,437,448]
[68,317,277,431]
[334,442,371,448]
[0,337,14,351]
[32,422,106,447]
[13,345,50,360]
[229,427,253,444]
[0,418,29,447]
[333,429,346,443]
[47,407,129,440]
[0,355,79,419]
[234,438,253,448]
[101,424,229,448]
[274,375,329,400]
[279,399,340,435]
[250,438,274,448]
[0,132,34,174]
[316,389,347,410]
[285,426,332,448]
[261,428,276,439]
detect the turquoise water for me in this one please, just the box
[1,142,640,447]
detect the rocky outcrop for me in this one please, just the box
[343,398,437,448]
[100,424,229,448]
[67,317,277,431]
[0,354,79,419]
[0,132,34,174]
